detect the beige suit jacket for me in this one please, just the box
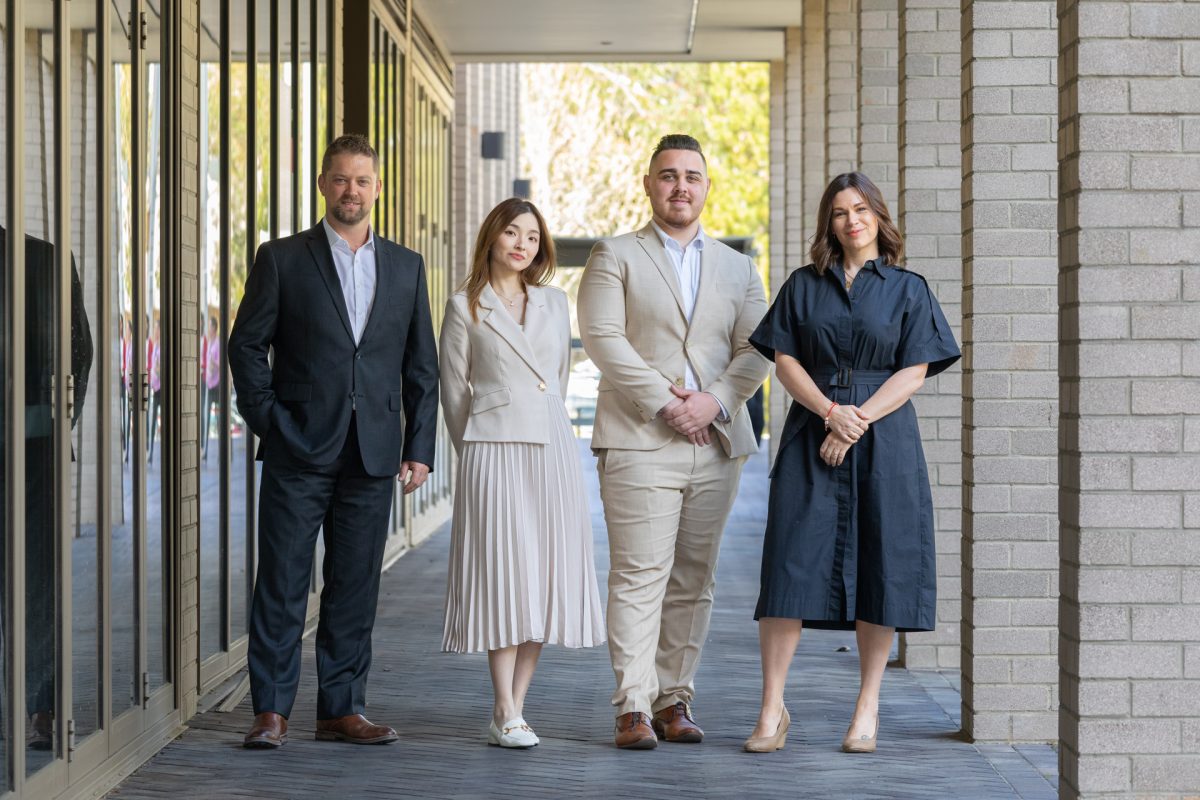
[439,283,571,454]
[578,223,769,458]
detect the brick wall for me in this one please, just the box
[1058,0,1200,794]
[178,0,201,721]
[452,63,521,290]
[960,0,1059,743]
[898,0,964,669]
[826,0,859,177]
[858,0,899,208]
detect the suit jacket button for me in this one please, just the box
[674,377,684,387]
[538,381,546,392]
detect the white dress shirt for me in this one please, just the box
[323,217,377,345]
[650,221,728,421]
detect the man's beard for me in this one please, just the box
[330,200,370,226]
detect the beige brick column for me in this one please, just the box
[898,0,963,669]
[802,0,828,251]
[858,0,899,207]
[826,0,859,176]
[1058,0,1200,795]
[960,0,1059,743]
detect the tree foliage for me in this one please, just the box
[520,62,770,272]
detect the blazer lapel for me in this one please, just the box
[306,223,355,344]
[481,283,547,382]
[358,236,392,344]
[689,236,718,336]
[635,223,687,321]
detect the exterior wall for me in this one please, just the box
[179,0,201,724]
[452,62,521,289]
[826,0,859,177]
[1057,0,1200,794]
[960,0,1060,743]
[858,0,899,209]
[898,0,963,669]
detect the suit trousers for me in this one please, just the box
[249,417,395,720]
[599,435,745,716]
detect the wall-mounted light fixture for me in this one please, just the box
[481,131,506,160]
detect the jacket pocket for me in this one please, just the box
[388,390,404,411]
[471,387,511,414]
[275,382,312,402]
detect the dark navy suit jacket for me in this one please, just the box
[229,222,439,477]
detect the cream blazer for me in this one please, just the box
[578,223,769,458]
[439,283,571,454]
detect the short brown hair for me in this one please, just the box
[810,172,904,275]
[321,134,379,174]
[648,134,707,171]
[461,198,557,322]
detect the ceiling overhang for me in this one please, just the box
[415,0,804,62]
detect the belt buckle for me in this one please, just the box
[834,367,852,387]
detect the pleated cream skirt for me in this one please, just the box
[442,395,606,653]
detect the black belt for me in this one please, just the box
[822,368,894,388]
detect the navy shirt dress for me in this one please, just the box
[749,258,960,632]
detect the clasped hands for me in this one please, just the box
[658,384,720,446]
[820,404,871,467]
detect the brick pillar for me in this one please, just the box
[960,0,1059,743]
[826,0,859,176]
[1058,0,1200,795]
[802,0,828,251]
[858,0,899,208]
[897,0,963,669]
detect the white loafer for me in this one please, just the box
[488,718,539,748]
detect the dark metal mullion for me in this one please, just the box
[218,0,232,653]
[372,19,380,233]
[6,0,30,784]
[290,0,300,232]
[244,0,258,632]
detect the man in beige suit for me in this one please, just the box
[579,134,769,749]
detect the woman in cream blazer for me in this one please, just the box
[440,198,605,750]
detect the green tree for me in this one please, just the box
[520,62,770,275]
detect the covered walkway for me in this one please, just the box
[108,444,1056,800]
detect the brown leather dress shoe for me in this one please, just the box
[243,712,288,748]
[614,711,658,750]
[315,714,398,745]
[652,702,704,743]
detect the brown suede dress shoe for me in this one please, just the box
[652,702,704,743]
[614,711,658,750]
[243,712,288,748]
[315,714,398,745]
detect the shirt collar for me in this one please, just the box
[838,254,888,279]
[322,216,375,253]
[650,220,706,254]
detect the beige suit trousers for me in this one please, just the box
[599,435,746,716]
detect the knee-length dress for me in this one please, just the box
[439,285,606,653]
[749,259,960,632]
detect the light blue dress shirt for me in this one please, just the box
[322,216,377,345]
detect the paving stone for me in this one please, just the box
[109,444,1056,800]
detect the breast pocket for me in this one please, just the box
[471,387,511,415]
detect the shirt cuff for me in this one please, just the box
[707,392,730,422]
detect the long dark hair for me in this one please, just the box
[810,172,903,275]
[461,198,556,321]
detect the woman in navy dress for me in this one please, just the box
[741,172,960,754]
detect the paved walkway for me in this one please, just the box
[109,442,1057,800]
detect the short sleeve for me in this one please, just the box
[749,271,804,363]
[895,274,961,378]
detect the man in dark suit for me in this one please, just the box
[229,134,438,748]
